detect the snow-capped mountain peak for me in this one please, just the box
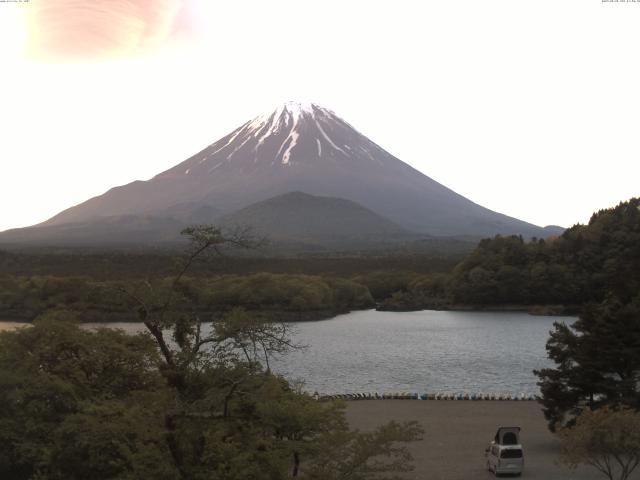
[246,101,331,138]
[177,102,364,169]
[32,102,555,240]
[245,102,319,162]
[280,100,316,117]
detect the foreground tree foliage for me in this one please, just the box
[0,315,172,479]
[303,421,424,480]
[0,226,422,480]
[559,407,640,480]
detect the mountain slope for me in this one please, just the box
[2,102,560,247]
[220,191,409,243]
[0,215,186,247]
[0,193,479,254]
[0,193,408,250]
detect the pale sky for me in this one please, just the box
[0,0,638,232]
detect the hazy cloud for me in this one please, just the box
[25,0,187,60]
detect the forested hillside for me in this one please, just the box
[448,198,640,307]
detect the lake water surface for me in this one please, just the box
[272,310,570,395]
[1,310,572,395]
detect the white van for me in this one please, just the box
[485,427,524,476]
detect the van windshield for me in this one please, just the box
[500,449,523,459]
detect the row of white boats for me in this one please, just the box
[316,392,538,401]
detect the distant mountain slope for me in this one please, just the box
[1,102,562,247]
[0,215,186,247]
[542,225,565,236]
[220,191,409,243]
[0,192,476,255]
[0,192,411,249]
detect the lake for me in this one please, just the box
[1,310,572,395]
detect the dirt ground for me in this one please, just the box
[345,400,607,480]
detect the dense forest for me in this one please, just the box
[0,249,460,279]
[0,249,459,322]
[0,274,375,322]
[448,197,640,308]
[373,198,640,312]
[1,198,638,321]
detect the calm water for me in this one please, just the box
[272,310,571,395]
[1,310,572,395]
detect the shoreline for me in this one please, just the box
[378,303,580,316]
[0,308,351,324]
[0,303,579,326]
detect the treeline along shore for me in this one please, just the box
[1,198,638,323]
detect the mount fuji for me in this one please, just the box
[0,102,562,248]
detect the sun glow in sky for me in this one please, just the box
[1,0,639,232]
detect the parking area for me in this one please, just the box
[345,400,602,480]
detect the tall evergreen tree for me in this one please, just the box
[535,294,640,431]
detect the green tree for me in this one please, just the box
[559,407,640,480]
[303,420,423,480]
[535,295,640,431]
[0,314,175,480]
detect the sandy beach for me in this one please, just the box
[346,400,605,480]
